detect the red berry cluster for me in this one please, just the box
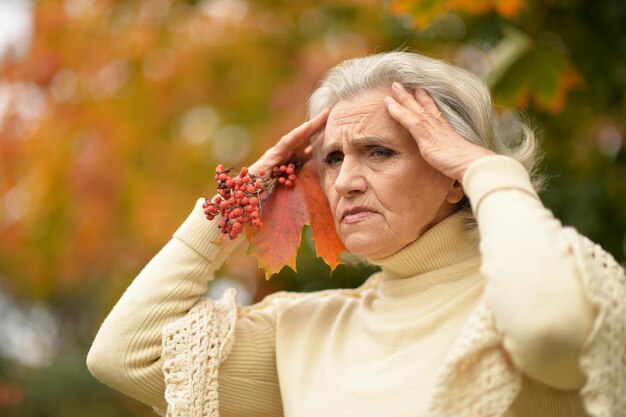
[271,163,298,187]
[203,165,265,239]
[203,162,300,240]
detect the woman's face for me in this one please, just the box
[317,88,460,259]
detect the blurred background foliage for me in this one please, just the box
[0,0,624,414]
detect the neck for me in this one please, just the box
[367,212,480,279]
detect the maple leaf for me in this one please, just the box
[298,164,346,270]
[247,163,345,279]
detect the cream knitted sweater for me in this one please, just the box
[87,156,626,417]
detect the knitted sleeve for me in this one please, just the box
[564,227,626,417]
[462,155,597,390]
[87,198,283,417]
[156,290,283,417]
[434,155,626,416]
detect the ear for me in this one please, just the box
[445,180,465,204]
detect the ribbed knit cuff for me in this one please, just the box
[173,197,245,267]
[462,155,539,216]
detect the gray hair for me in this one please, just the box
[307,50,545,240]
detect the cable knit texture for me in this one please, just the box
[155,288,238,417]
[428,225,626,417]
[568,229,626,417]
[154,224,625,417]
[428,301,522,417]
[87,156,626,417]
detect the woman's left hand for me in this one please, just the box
[384,82,495,183]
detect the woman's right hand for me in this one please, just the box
[248,108,331,176]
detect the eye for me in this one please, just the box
[322,151,344,166]
[370,147,395,158]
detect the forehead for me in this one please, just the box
[322,88,404,149]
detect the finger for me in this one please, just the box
[296,144,314,161]
[292,139,316,161]
[384,95,426,146]
[414,88,443,119]
[275,107,330,153]
[275,124,310,153]
[390,82,426,116]
[308,106,332,130]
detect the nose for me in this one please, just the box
[334,155,367,198]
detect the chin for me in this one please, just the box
[341,232,394,259]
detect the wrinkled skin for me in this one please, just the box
[316,88,464,259]
[248,84,493,260]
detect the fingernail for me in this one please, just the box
[384,96,397,107]
[392,82,401,91]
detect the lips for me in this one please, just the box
[340,206,379,223]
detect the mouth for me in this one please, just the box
[340,206,379,224]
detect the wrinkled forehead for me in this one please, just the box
[313,88,396,153]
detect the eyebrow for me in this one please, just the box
[322,135,396,154]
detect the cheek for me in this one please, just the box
[380,165,448,218]
[321,174,339,211]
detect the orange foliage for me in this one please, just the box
[0,0,583,302]
[0,0,374,301]
[390,0,525,29]
[532,64,584,113]
[298,163,345,270]
[0,380,24,408]
[247,163,345,279]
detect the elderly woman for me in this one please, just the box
[87,51,625,417]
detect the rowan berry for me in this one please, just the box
[206,162,301,238]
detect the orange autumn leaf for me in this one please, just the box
[246,182,308,277]
[297,164,345,270]
[247,163,345,279]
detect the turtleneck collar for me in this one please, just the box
[367,212,481,280]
